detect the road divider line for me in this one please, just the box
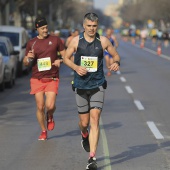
[135,43,170,60]
[100,118,112,170]
[159,53,170,60]
[125,86,133,94]
[147,121,164,139]
[120,76,126,82]
[143,47,157,54]
[134,100,145,110]
[116,71,121,75]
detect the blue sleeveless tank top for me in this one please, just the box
[109,37,115,46]
[74,32,105,89]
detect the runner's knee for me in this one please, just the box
[37,105,45,113]
[79,120,89,128]
[46,104,55,112]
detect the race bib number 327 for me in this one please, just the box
[81,56,98,72]
[37,57,51,72]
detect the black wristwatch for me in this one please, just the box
[114,61,120,66]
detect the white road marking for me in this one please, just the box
[143,47,157,54]
[135,43,170,60]
[147,121,164,139]
[100,118,112,170]
[116,71,121,75]
[125,86,133,94]
[159,53,170,60]
[120,76,126,82]
[134,100,145,110]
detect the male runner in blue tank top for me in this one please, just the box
[104,28,119,76]
[64,13,120,170]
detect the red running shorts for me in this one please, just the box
[30,78,59,95]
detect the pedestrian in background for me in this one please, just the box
[23,16,65,140]
[104,28,119,76]
[65,29,79,62]
[64,13,120,170]
[65,29,79,49]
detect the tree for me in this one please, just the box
[0,0,9,24]
[120,0,170,29]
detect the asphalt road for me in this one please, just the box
[0,39,170,170]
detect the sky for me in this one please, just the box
[93,0,118,11]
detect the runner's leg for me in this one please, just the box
[45,91,56,116]
[35,91,46,131]
[79,113,90,133]
[89,108,101,154]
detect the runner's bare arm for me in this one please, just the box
[101,36,120,71]
[113,36,119,48]
[65,36,71,48]
[23,49,35,66]
[63,36,87,76]
[52,49,65,67]
[59,50,65,61]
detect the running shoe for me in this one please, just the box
[86,157,97,170]
[38,131,47,140]
[47,113,55,131]
[81,130,90,152]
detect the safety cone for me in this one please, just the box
[157,46,162,55]
[132,38,135,45]
[140,41,144,48]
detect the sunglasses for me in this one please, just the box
[84,13,98,19]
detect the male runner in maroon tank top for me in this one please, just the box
[23,16,65,140]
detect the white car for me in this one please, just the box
[0,25,30,76]
[0,36,19,88]
[0,52,5,91]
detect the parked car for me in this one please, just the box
[27,29,38,39]
[0,25,30,76]
[0,36,19,88]
[0,52,5,91]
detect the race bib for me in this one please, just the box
[81,56,98,72]
[37,57,51,71]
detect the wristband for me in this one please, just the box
[114,61,120,66]
[26,57,33,63]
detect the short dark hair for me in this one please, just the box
[35,16,48,28]
[83,13,98,22]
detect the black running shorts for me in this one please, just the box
[75,86,105,114]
